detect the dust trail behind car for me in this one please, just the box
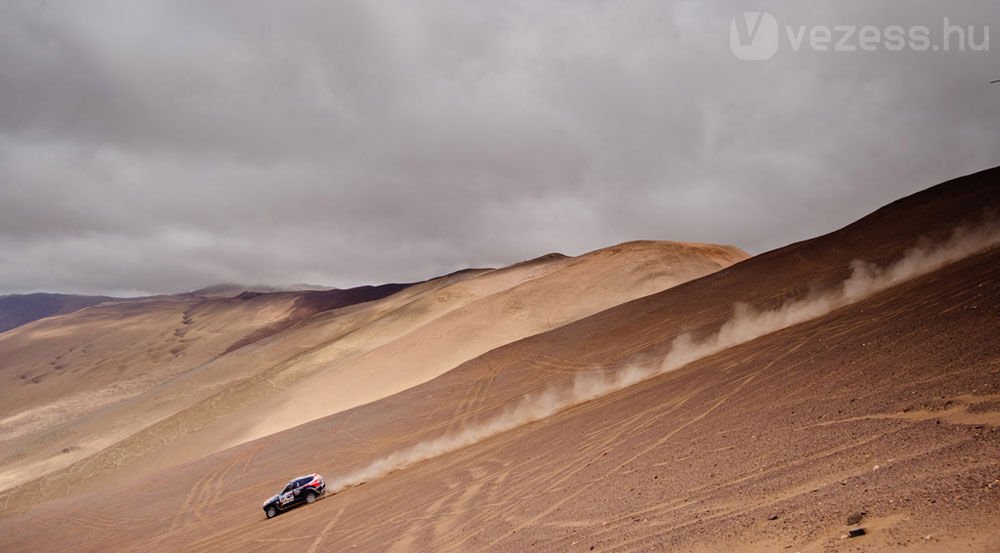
[325,220,1000,497]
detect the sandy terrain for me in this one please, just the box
[0,280,431,496]
[0,167,997,552]
[225,240,747,446]
[0,239,742,510]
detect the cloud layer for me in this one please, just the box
[1,0,997,295]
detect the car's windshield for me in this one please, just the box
[281,483,293,493]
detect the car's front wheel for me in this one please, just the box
[265,505,278,519]
[305,491,318,504]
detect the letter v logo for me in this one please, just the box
[730,12,779,61]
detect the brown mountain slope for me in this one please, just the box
[222,240,747,447]
[0,240,744,507]
[0,281,417,434]
[0,168,996,551]
[0,280,425,494]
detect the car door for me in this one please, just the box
[278,482,296,506]
[289,478,309,504]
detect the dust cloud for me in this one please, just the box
[325,221,1000,495]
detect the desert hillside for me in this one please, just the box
[0,281,416,493]
[0,169,996,553]
[0,240,744,508]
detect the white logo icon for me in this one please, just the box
[730,12,779,61]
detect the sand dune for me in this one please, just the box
[0,280,427,495]
[0,168,997,552]
[0,239,743,508]
[229,240,746,446]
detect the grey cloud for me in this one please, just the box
[0,0,997,295]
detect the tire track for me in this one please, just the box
[477,366,767,550]
[303,506,345,553]
[191,456,242,524]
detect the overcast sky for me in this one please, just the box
[1,0,997,295]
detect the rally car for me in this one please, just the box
[261,473,326,518]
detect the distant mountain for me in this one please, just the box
[188,283,332,298]
[0,283,389,334]
[0,293,118,333]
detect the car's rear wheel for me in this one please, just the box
[265,505,278,519]
[305,491,318,504]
